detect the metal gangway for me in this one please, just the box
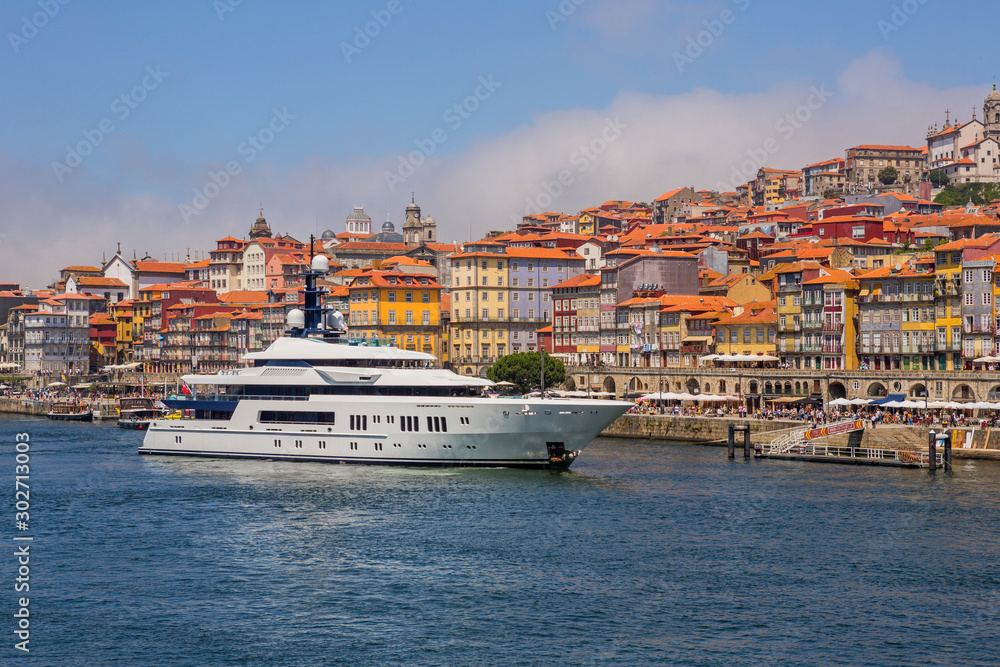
[764,418,866,455]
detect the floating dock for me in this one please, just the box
[753,419,950,469]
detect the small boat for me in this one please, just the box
[47,401,93,422]
[117,397,165,430]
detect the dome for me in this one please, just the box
[320,229,336,240]
[381,220,395,233]
[347,206,371,222]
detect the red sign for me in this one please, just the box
[803,419,864,441]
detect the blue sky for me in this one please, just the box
[2,0,999,285]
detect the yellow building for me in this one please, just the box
[449,251,510,375]
[802,269,858,371]
[577,212,596,236]
[713,301,777,358]
[933,239,968,371]
[112,298,135,361]
[765,261,824,369]
[347,270,442,357]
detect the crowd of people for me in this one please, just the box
[628,400,986,428]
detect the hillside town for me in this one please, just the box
[6,88,1000,408]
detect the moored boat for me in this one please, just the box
[140,244,631,468]
[47,400,93,422]
[118,397,165,430]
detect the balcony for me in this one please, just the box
[802,320,822,330]
[822,344,844,354]
[822,322,844,332]
[963,324,996,335]
[777,282,802,293]
[680,344,705,354]
[899,343,935,354]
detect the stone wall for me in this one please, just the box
[600,415,800,442]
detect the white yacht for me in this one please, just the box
[139,250,631,469]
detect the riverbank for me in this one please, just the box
[599,413,1000,461]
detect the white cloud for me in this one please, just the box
[0,50,989,288]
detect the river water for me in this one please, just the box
[2,416,999,666]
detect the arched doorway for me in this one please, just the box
[718,380,727,393]
[602,376,616,395]
[909,383,927,399]
[564,377,577,391]
[685,378,700,394]
[828,381,847,399]
[952,384,975,401]
[867,382,887,397]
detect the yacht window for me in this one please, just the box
[440,416,447,432]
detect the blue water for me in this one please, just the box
[2,416,999,666]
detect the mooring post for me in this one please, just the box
[728,424,735,459]
[743,424,752,458]
[942,432,952,471]
[928,429,937,472]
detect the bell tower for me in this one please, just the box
[403,193,422,247]
[984,84,1000,142]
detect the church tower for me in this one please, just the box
[403,194,422,247]
[984,84,1000,142]
[249,208,272,239]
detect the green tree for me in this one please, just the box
[822,188,842,200]
[928,169,949,188]
[878,165,899,185]
[923,238,934,250]
[486,352,566,394]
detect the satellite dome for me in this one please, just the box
[320,229,336,240]
[286,309,305,329]
[381,220,395,233]
[311,255,330,273]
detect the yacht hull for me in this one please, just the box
[139,396,630,469]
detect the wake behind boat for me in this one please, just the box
[139,246,630,469]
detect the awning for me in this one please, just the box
[682,335,713,342]
[858,286,871,296]
[870,393,905,405]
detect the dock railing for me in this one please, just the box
[767,418,864,454]
[765,441,943,467]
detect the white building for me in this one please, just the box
[23,295,99,375]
